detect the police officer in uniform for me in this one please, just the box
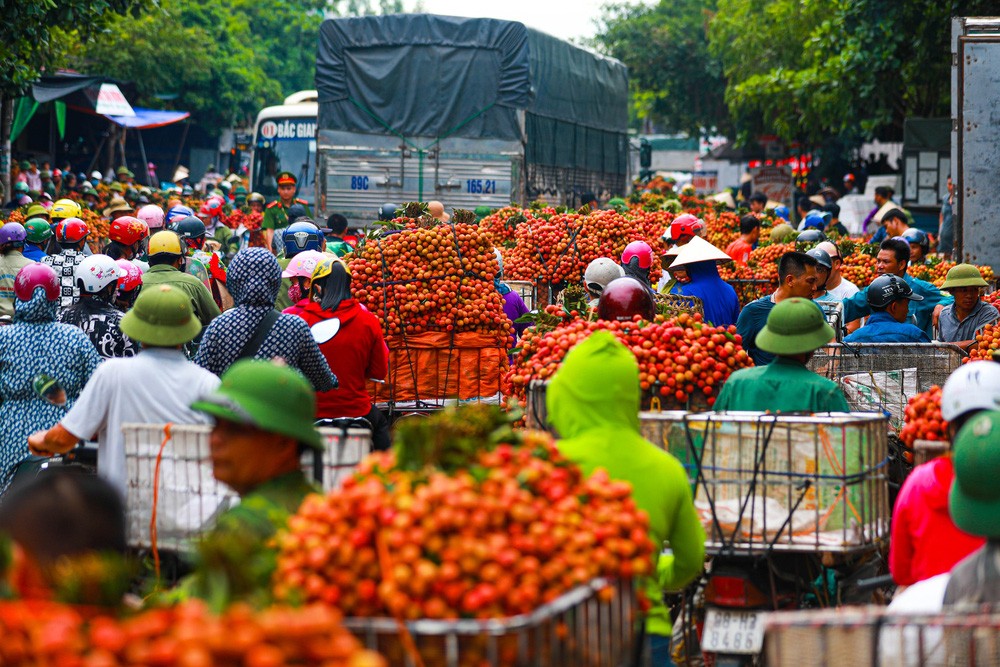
[261,171,311,255]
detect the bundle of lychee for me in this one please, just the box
[272,405,652,621]
[983,289,1000,309]
[507,311,752,408]
[908,258,994,288]
[498,208,668,286]
[0,599,385,666]
[349,205,511,338]
[968,322,1000,362]
[899,385,948,455]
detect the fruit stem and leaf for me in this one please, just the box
[393,404,523,473]
[451,209,476,225]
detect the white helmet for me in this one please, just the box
[494,248,504,276]
[584,257,625,295]
[136,204,165,229]
[941,361,1000,422]
[75,254,123,294]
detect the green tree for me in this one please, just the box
[0,0,147,198]
[595,0,728,137]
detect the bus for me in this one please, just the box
[249,90,318,205]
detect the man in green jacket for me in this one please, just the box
[715,298,850,413]
[179,359,323,609]
[142,230,221,326]
[546,331,705,663]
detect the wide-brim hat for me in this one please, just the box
[668,236,732,269]
[941,263,989,290]
[756,297,835,356]
[191,359,323,450]
[120,284,202,346]
[949,411,1000,539]
[710,191,736,209]
[103,197,133,217]
[172,166,190,182]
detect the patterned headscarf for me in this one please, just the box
[226,247,281,309]
[14,288,58,324]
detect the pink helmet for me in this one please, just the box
[136,204,165,230]
[669,213,704,241]
[14,263,60,302]
[621,240,654,270]
[281,250,326,279]
[116,259,143,292]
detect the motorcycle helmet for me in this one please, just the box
[76,254,123,294]
[165,205,194,227]
[109,216,150,246]
[621,241,654,270]
[597,277,656,322]
[23,218,52,245]
[282,221,322,256]
[941,361,1000,423]
[584,257,625,296]
[13,263,60,302]
[136,204,166,230]
[796,229,827,243]
[174,216,207,250]
[0,222,27,246]
[116,258,143,292]
[55,217,90,244]
[49,198,82,221]
[378,203,398,222]
[281,249,326,279]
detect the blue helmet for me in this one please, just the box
[802,210,831,231]
[901,227,930,252]
[282,220,322,257]
[165,205,194,228]
[773,205,790,221]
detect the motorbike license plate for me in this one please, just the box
[701,609,766,654]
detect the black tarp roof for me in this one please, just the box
[316,14,628,141]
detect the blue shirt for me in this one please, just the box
[841,273,953,339]
[21,243,46,262]
[842,311,931,344]
[672,260,741,328]
[735,295,776,366]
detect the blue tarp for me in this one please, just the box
[105,107,189,129]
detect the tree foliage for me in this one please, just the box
[68,0,403,135]
[0,0,146,96]
[595,0,728,137]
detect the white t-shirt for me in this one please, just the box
[826,276,860,300]
[62,347,220,493]
[879,573,949,665]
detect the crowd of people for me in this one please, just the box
[1,157,999,665]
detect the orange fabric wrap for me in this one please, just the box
[368,331,509,403]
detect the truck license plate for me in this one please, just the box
[701,609,766,654]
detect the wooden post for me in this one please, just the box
[0,96,11,202]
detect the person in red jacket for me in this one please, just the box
[287,256,390,450]
[889,361,1000,587]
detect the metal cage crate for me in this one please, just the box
[764,606,1000,667]
[344,578,638,667]
[639,411,891,555]
[807,343,966,429]
[505,280,536,311]
[122,423,372,551]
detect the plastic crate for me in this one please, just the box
[807,343,965,430]
[122,423,372,551]
[764,606,1000,667]
[639,411,891,555]
[344,578,638,667]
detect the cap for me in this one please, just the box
[120,284,202,346]
[276,171,297,186]
[756,298,835,356]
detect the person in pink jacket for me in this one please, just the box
[889,362,1000,585]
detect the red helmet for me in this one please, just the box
[14,263,60,302]
[109,216,150,245]
[621,241,654,270]
[200,196,224,218]
[55,217,90,244]
[669,213,703,241]
[597,277,656,322]
[116,259,143,292]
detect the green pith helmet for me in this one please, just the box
[755,297,835,356]
[120,284,202,346]
[949,410,1000,539]
[23,218,53,244]
[941,263,989,290]
[191,360,323,450]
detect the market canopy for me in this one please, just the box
[105,107,189,129]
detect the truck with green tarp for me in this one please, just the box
[314,14,629,226]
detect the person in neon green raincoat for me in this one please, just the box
[546,330,705,664]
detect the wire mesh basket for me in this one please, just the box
[817,301,845,342]
[807,343,966,430]
[764,606,1000,667]
[344,578,638,667]
[122,423,372,551]
[639,411,890,555]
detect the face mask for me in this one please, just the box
[288,282,303,303]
